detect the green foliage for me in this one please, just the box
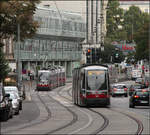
[101,42,115,63]
[124,6,145,41]
[0,0,40,81]
[106,0,125,41]
[0,0,40,41]
[126,52,136,64]
[106,1,149,62]
[134,22,149,61]
[0,45,10,82]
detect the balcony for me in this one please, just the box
[14,50,82,61]
[36,28,85,39]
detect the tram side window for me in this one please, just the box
[81,73,85,89]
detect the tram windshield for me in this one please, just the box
[38,72,49,82]
[86,70,107,90]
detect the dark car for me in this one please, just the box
[129,84,145,96]
[0,83,13,121]
[129,89,149,108]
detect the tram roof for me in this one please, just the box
[83,66,108,70]
[76,64,108,71]
[38,70,51,73]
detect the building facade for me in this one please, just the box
[119,0,150,13]
[4,6,86,78]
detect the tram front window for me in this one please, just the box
[38,72,49,82]
[87,70,107,90]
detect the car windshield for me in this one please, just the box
[10,93,17,99]
[114,85,126,89]
[38,72,49,81]
[134,85,142,89]
[6,91,19,98]
[86,70,107,90]
[136,91,149,96]
[4,87,18,92]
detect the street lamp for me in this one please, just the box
[17,23,21,90]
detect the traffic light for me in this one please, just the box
[86,48,101,64]
[113,52,120,63]
[86,48,91,64]
[91,48,100,63]
[115,53,119,58]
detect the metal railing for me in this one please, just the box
[14,50,82,61]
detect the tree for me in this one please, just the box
[0,45,10,82]
[124,6,145,42]
[0,0,40,81]
[134,22,149,61]
[106,0,126,41]
[0,0,40,41]
[123,6,149,61]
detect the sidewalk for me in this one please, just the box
[66,78,72,83]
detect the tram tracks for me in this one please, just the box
[57,86,109,134]
[2,83,144,135]
[109,108,144,135]
[46,93,78,134]
[65,86,144,135]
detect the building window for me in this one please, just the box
[144,9,149,13]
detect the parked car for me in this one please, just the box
[111,83,128,97]
[129,89,149,108]
[4,86,22,110]
[0,83,13,121]
[129,84,145,96]
[131,70,142,80]
[9,92,20,114]
[135,78,144,84]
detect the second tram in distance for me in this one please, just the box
[36,66,66,91]
[72,64,110,107]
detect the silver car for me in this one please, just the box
[112,84,128,97]
[9,92,20,115]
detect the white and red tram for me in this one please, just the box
[72,64,111,106]
[36,66,66,91]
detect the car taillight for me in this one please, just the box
[134,95,139,98]
[142,89,147,92]
[114,88,117,91]
[1,102,6,107]
[124,88,128,91]
[131,88,134,91]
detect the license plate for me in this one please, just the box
[140,101,148,103]
[96,94,99,97]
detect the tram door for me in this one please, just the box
[79,71,85,106]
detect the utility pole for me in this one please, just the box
[17,23,21,89]
[86,0,88,43]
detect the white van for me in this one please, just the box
[131,70,142,80]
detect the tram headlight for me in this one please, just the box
[83,93,86,97]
